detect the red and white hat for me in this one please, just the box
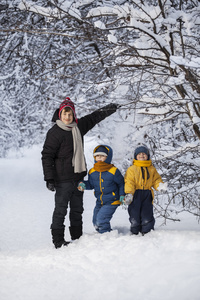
[58,97,78,123]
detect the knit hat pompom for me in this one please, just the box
[134,145,150,160]
[94,145,109,157]
[59,97,78,123]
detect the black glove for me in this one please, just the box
[46,180,55,192]
[94,103,120,123]
[103,103,118,110]
[100,103,120,113]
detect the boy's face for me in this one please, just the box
[136,152,148,161]
[95,155,107,162]
[61,109,74,125]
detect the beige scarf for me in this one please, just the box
[56,120,87,173]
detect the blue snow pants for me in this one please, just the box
[93,202,119,233]
[128,189,155,234]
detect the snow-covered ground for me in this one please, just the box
[0,143,200,300]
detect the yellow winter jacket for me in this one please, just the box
[124,159,163,200]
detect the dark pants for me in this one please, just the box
[51,181,84,230]
[93,202,119,233]
[128,189,155,234]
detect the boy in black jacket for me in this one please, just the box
[41,97,119,248]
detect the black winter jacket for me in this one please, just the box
[41,104,118,183]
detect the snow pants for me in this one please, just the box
[128,189,155,234]
[93,202,119,233]
[51,181,84,239]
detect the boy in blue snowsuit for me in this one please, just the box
[78,145,125,233]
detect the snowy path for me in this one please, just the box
[0,145,200,300]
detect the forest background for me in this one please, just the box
[0,0,200,223]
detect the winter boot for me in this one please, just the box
[54,240,71,249]
[51,228,70,249]
[69,225,83,240]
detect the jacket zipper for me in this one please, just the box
[99,172,103,205]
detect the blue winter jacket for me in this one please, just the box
[83,145,124,206]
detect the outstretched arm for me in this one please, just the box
[77,172,94,191]
[78,103,119,135]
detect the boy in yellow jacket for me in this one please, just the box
[124,145,166,235]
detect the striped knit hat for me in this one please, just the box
[93,145,109,157]
[58,97,78,123]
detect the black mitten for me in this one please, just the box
[46,180,55,192]
[101,103,118,111]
